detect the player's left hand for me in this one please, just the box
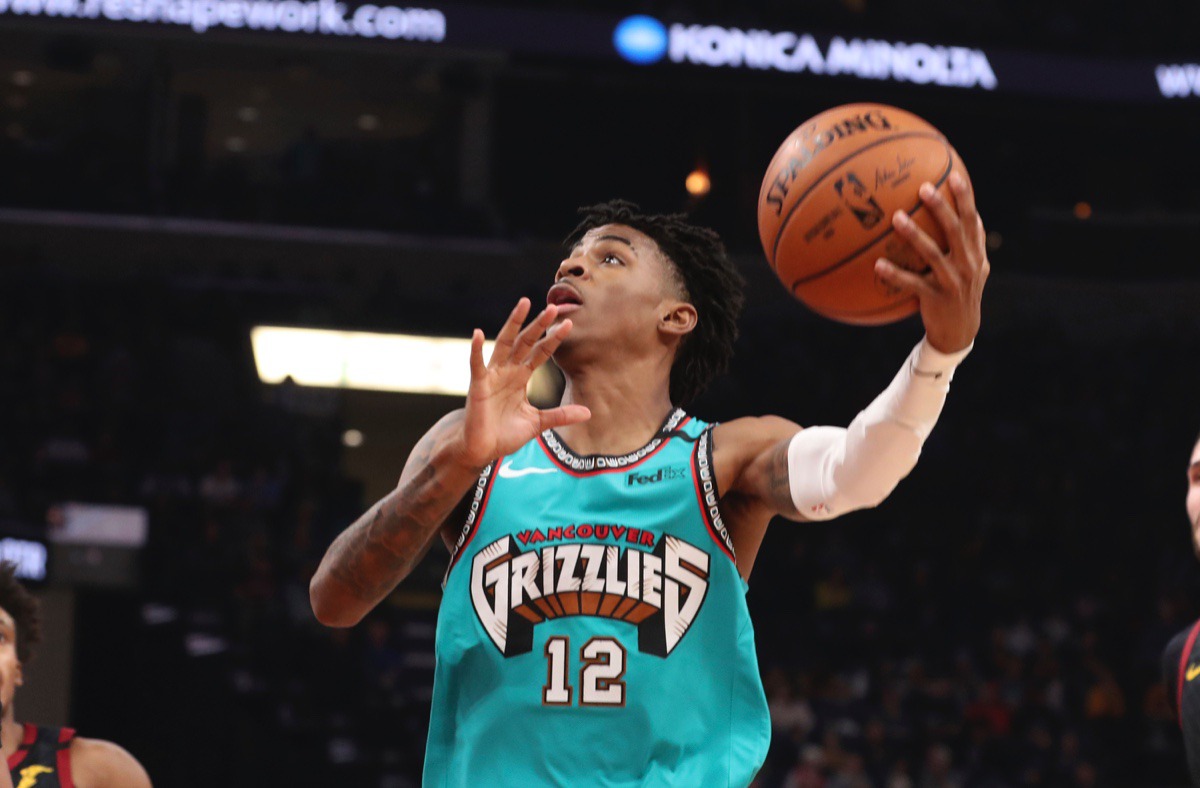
[874,173,989,354]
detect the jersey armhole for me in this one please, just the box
[442,459,500,587]
[56,729,76,788]
[691,426,736,563]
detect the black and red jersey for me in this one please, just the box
[1165,619,1200,785]
[6,724,75,788]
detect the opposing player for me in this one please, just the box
[1164,431,1200,784]
[0,564,152,788]
[311,174,988,785]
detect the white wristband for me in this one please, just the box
[787,336,970,520]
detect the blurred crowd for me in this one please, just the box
[2,254,1198,786]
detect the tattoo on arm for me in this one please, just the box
[766,439,798,516]
[318,412,479,611]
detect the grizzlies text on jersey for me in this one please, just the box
[425,409,770,787]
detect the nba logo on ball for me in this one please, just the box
[614,16,668,64]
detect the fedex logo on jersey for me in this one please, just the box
[470,533,710,659]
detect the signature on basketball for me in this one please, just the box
[875,154,917,191]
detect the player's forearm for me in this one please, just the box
[310,428,482,627]
[788,336,970,519]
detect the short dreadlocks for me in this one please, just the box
[0,562,41,664]
[565,200,746,407]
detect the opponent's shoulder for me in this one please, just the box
[68,736,152,788]
[1165,620,1200,677]
[1168,621,1197,653]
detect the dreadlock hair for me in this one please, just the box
[565,199,746,407]
[0,562,41,664]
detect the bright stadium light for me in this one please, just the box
[685,168,711,197]
[250,326,497,396]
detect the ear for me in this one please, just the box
[658,300,698,339]
[15,661,23,687]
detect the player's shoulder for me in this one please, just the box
[1163,618,1200,711]
[709,416,803,494]
[1166,620,1200,671]
[429,408,466,434]
[1167,621,1197,654]
[68,736,152,788]
[711,415,802,456]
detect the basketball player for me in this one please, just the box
[0,705,13,788]
[1163,431,1200,784]
[312,174,989,785]
[0,564,152,788]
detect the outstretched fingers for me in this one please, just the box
[469,329,487,381]
[891,209,948,283]
[491,298,532,364]
[918,181,968,270]
[950,173,986,256]
[875,257,934,300]
[536,403,592,432]
[509,304,560,365]
[522,318,572,371]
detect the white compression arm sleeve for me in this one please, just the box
[788,337,972,520]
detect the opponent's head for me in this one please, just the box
[1188,430,1200,559]
[0,562,40,714]
[558,200,745,406]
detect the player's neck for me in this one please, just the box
[0,709,22,758]
[556,366,675,456]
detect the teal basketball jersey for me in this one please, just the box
[424,409,770,787]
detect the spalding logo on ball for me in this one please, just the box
[757,103,969,326]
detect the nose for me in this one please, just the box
[556,256,586,281]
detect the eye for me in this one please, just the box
[601,253,624,266]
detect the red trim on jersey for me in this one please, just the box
[5,723,37,770]
[537,417,691,477]
[57,728,76,788]
[445,460,500,576]
[690,438,735,563]
[1178,619,1200,727]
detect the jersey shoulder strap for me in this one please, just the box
[8,724,76,788]
[1169,619,1200,726]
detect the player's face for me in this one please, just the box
[0,607,21,714]
[548,224,685,351]
[1187,438,1200,556]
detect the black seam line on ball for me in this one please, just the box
[770,128,948,269]
[789,142,953,290]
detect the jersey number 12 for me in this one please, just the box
[543,636,626,707]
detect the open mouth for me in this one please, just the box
[546,283,583,313]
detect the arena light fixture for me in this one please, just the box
[685,168,711,197]
[250,325,497,396]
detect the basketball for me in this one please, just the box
[757,103,969,325]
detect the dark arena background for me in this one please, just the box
[2,0,1200,785]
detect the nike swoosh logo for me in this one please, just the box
[1188,664,1200,682]
[497,461,556,479]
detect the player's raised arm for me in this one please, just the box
[727,173,988,523]
[309,299,590,628]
